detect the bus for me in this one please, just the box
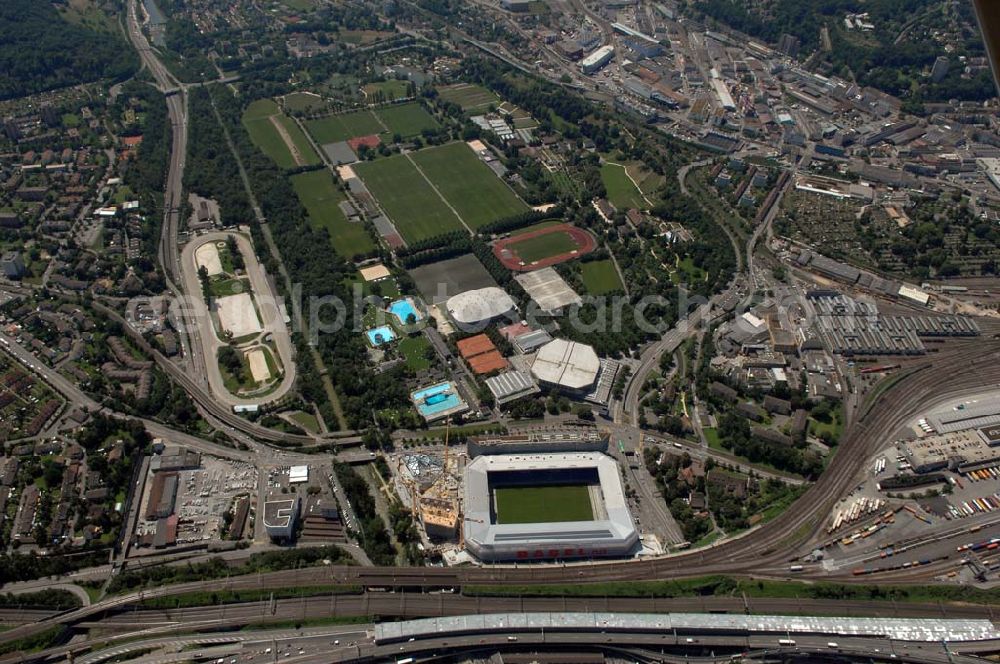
[618,440,626,454]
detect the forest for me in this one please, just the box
[0,0,137,100]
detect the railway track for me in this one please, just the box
[4,338,999,656]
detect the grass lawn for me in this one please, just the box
[809,407,844,442]
[337,29,394,45]
[508,230,578,263]
[283,91,326,113]
[305,110,384,144]
[411,142,527,229]
[219,353,254,393]
[625,162,665,194]
[703,427,722,450]
[601,162,646,209]
[208,277,249,298]
[364,80,410,101]
[436,83,501,111]
[398,334,431,371]
[580,259,623,295]
[353,154,464,243]
[274,115,321,166]
[242,100,319,168]
[494,484,594,524]
[377,103,439,137]
[289,410,320,433]
[671,256,706,284]
[290,170,375,257]
[510,220,563,236]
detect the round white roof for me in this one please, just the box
[446,287,515,325]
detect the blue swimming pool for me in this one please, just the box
[366,325,397,346]
[389,297,422,325]
[411,381,466,419]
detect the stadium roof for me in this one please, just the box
[462,452,637,562]
[485,370,539,404]
[446,287,516,326]
[531,339,600,391]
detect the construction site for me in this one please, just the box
[388,427,465,556]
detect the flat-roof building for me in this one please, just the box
[468,430,609,458]
[531,339,600,394]
[264,495,300,541]
[485,370,540,405]
[580,45,615,74]
[145,472,178,520]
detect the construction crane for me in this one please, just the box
[443,417,451,475]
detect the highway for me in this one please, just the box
[2,335,999,654]
[25,600,1000,664]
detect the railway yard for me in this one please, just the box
[2,0,1000,662]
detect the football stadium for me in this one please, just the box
[463,452,639,562]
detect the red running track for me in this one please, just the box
[492,223,597,272]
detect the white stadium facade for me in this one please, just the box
[462,452,639,562]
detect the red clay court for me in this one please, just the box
[347,134,382,151]
[493,223,596,272]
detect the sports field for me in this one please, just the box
[283,91,327,113]
[305,110,384,144]
[378,103,439,137]
[242,99,320,169]
[305,104,438,144]
[290,170,375,257]
[363,80,410,101]
[411,142,527,229]
[494,484,595,524]
[494,223,596,271]
[508,230,578,263]
[354,154,465,243]
[580,259,623,295]
[437,83,501,112]
[601,162,646,210]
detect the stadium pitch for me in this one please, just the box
[494,484,595,524]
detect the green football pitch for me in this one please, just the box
[493,484,595,524]
[507,230,578,263]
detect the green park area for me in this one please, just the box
[304,103,438,145]
[290,170,375,258]
[601,162,646,210]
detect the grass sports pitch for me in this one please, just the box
[305,103,438,145]
[508,231,578,263]
[411,142,527,229]
[242,99,320,169]
[354,154,465,243]
[494,484,595,524]
[291,170,375,257]
[580,259,623,295]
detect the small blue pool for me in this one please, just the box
[411,381,465,419]
[366,325,397,346]
[389,297,422,325]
